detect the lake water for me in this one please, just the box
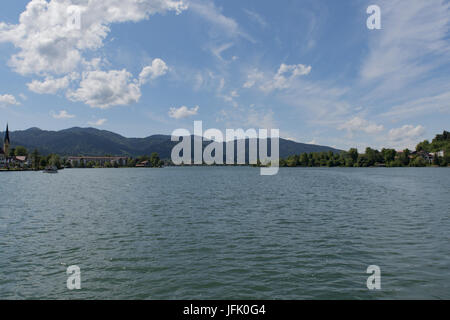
[0,167,449,299]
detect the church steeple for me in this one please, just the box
[3,124,10,156]
[4,124,10,143]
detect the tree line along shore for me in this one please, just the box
[279,131,449,168]
[1,131,449,171]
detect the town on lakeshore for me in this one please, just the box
[0,123,449,171]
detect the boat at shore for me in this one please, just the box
[43,166,58,173]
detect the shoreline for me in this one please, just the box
[1,165,449,172]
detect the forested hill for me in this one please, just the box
[2,127,341,158]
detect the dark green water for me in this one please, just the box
[0,167,449,299]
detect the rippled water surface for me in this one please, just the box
[0,167,449,299]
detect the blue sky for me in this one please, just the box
[0,0,449,151]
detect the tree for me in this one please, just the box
[32,149,40,170]
[150,152,161,167]
[299,153,309,166]
[14,146,28,156]
[365,147,380,166]
[357,155,369,167]
[48,154,61,168]
[40,158,48,168]
[348,148,358,163]
[398,149,410,166]
[381,148,396,163]
[411,157,426,167]
[416,140,430,152]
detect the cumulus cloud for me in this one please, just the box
[385,124,426,150]
[388,125,425,142]
[0,0,187,76]
[27,75,74,94]
[0,94,20,106]
[0,1,181,109]
[338,116,385,135]
[243,63,312,92]
[168,105,199,119]
[51,110,75,119]
[66,60,168,108]
[67,69,141,109]
[88,118,107,126]
[139,58,168,85]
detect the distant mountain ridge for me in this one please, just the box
[2,127,341,158]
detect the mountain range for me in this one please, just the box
[2,127,341,159]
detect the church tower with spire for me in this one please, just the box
[3,124,10,157]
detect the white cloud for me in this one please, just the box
[139,58,168,85]
[388,125,425,142]
[88,118,107,126]
[67,69,141,109]
[51,110,75,119]
[382,90,450,120]
[243,9,268,29]
[27,75,73,94]
[243,63,312,92]
[0,94,20,106]
[243,69,265,89]
[338,116,385,135]
[210,42,233,61]
[385,124,426,150]
[168,105,199,119]
[0,0,187,76]
[189,0,245,39]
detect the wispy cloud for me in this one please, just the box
[243,63,312,93]
[88,118,107,126]
[243,9,268,29]
[361,0,450,97]
[189,0,251,40]
[382,90,450,120]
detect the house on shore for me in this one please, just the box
[435,150,445,158]
[409,150,446,164]
[411,150,434,164]
[135,160,151,167]
[13,156,31,168]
